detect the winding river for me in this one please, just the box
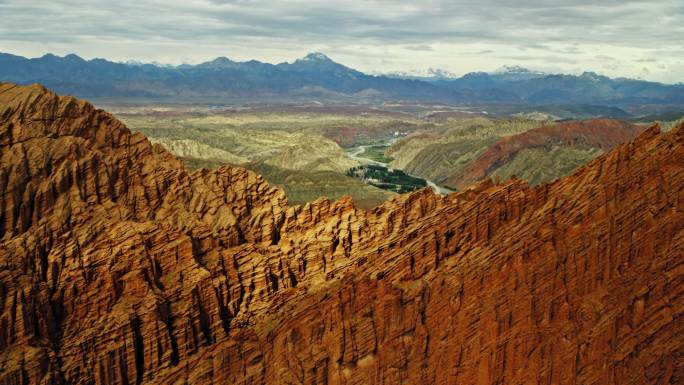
[345,140,454,196]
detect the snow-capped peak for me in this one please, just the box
[495,65,539,74]
[302,52,332,62]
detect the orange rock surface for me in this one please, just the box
[1,83,683,384]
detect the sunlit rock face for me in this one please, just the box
[1,82,683,385]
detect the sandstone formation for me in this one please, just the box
[117,111,392,208]
[1,83,683,384]
[147,138,248,165]
[387,117,540,183]
[444,119,644,189]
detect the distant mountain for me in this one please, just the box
[383,67,461,81]
[1,52,682,113]
[439,70,684,106]
[490,65,547,82]
[0,52,457,103]
[389,65,546,83]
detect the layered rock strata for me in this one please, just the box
[445,119,644,189]
[1,83,683,384]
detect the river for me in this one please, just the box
[345,140,454,196]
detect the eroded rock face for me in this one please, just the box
[445,119,644,189]
[1,83,683,385]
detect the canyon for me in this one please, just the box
[388,118,645,189]
[1,82,683,384]
[117,109,398,208]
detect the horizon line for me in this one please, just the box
[2,50,681,85]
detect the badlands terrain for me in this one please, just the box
[114,105,410,208]
[387,117,646,189]
[112,103,675,208]
[1,83,683,384]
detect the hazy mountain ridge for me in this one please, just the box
[432,70,684,109]
[0,51,451,102]
[2,52,683,112]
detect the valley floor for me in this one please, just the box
[345,138,455,195]
[113,103,681,209]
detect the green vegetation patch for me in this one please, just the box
[346,165,427,194]
[358,145,394,163]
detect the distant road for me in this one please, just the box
[345,139,454,195]
[346,145,387,167]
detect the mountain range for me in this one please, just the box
[1,82,683,384]
[1,52,683,114]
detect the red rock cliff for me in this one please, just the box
[0,83,683,384]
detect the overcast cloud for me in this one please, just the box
[1,0,682,82]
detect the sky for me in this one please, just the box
[1,0,683,83]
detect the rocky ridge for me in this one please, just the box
[445,119,644,189]
[1,83,683,384]
[387,117,544,184]
[147,138,248,165]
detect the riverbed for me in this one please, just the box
[345,139,454,195]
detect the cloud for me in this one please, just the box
[405,45,433,52]
[595,55,617,62]
[0,0,682,82]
